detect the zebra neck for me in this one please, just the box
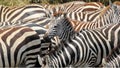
[59,30,75,41]
[46,43,69,67]
[95,8,114,28]
[59,18,76,41]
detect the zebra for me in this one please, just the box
[0,4,50,22]
[54,1,120,23]
[42,17,120,67]
[0,18,56,54]
[38,0,120,58]
[0,19,60,67]
[44,0,120,50]
[0,22,59,67]
[44,2,120,45]
[54,0,119,22]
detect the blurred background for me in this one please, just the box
[0,0,119,6]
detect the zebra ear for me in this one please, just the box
[109,0,117,12]
[109,0,112,7]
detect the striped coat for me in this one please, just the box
[0,26,41,67]
[0,4,49,22]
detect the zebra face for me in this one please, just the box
[45,17,75,41]
[45,18,64,39]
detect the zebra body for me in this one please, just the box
[0,4,49,22]
[43,21,120,67]
[43,2,120,66]
[0,17,54,29]
[42,2,120,59]
[0,21,59,67]
[0,25,41,67]
[63,2,105,12]
[0,22,56,67]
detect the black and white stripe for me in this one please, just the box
[42,1,105,17]
[43,22,120,67]
[55,1,120,23]
[0,25,41,67]
[0,22,56,67]
[0,17,54,29]
[102,47,120,67]
[0,4,49,22]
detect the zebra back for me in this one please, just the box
[0,17,54,29]
[42,1,105,17]
[0,4,50,22]
[63,2,105,12]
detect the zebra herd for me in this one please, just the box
[0,0,120,67]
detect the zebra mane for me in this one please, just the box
[45,17,75,41]
[99,5,110,16]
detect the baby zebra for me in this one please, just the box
[42,18,120,67]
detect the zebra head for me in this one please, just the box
[110,0,120,23]
[44,17,75,41]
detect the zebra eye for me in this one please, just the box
[54,25,57,28]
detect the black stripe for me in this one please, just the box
[15,34,39,64]
[0,43,5,67]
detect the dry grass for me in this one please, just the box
[0,0,119,6]
[0,0,29,6]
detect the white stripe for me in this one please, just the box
[18,39,40,65]
[0,28,14,66]
[11,31,38,66]
[0,52,3,67]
